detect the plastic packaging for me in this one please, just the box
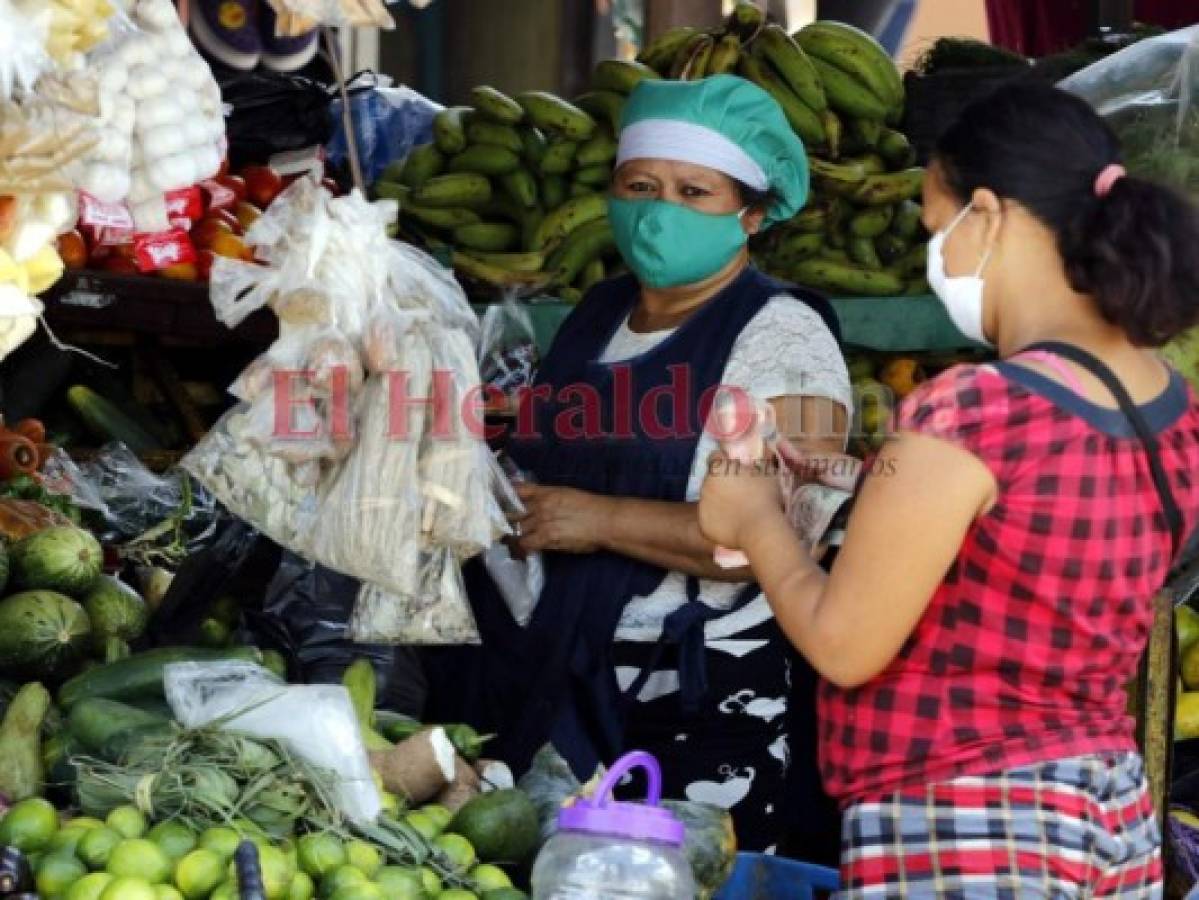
[164,659,382,824]
[0,1,51,100]
[255,551,427,717]
[263,0,394,30]
[326,79,442,184]
[530,751,695,900]
[185,176,510,644]
[481,456,544,627]
[478,298,539,413]
[42,443,216,543]
[1060,25,1199,198]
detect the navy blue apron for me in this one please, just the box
[462,267,839,778]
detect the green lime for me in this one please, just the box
[288,871,315,900]
[78,827,124,870]
[439,891,478,900]
[319,864,367,898]
[106,807,148,840]
[148,821,196,861]
[107,839,172,884]
[67,817,107,831]
[51,825,91,857]
[154,887,184,900]
[420,805,453,832]
[379,792,400,817]
[483,890,528,900]
[99,876,158,900]
[174,848,224,900]
[198,827,241,861]
[329,884,384,900]
[374,866,427,899]
[297,833,347,879]
[419,866,443,897]
[403,812,439,841]
[0,797,59,852]
[66,871,114,900]
[433,834,476,871]
[470,865,512,891]
[209,881,238,900]
[37,851,88,896]
[344,840,382,878]
[257,842,295,899]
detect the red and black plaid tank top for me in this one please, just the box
[819,362,1199,806]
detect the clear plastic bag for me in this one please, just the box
[1060,25,1199,198]
[188,177,497,644]
[263,0,394,30]
[43,443,217,545]
[478,298,538,414]
[349,548,480,644]
[164,660,382,824]
[481,455,543,627]
[0,1,51,100]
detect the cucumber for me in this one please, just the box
[67,698,168,755]
[58,646,262,708]
[66,385,163,454]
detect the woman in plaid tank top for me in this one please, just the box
[700,82,1199,897]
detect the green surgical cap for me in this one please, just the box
[616,74,810,226]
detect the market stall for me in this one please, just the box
[4,0,1199,897]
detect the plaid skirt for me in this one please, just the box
[839,753,1161,898]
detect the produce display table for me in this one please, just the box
[43,273,277,345]
[43,273,978,354]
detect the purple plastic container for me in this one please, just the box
[531,751,695,899]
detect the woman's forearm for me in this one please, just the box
[601,497,752,582]
[738,510,846,680]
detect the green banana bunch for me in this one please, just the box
[637,25,698,73]
[795,21,903,122]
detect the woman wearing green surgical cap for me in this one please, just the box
[429,75,850,852]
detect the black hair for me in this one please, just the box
[733,179,775,212]
[934,81,1199,347]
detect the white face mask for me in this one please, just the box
[927,205,995,347]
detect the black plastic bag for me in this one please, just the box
[145,516,277,646]
[254,552,427,718]
[217,69,337,169]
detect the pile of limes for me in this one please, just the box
[0,799,528,900]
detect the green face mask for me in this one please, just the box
[607,197,749,289]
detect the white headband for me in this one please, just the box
[615,119,769,191]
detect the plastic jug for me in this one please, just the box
[530,751,696,899]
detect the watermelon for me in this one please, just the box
[10,526,102,597]
[0,591,91,678]
[83,576,148,647]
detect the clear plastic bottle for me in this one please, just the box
[530,751,696,900]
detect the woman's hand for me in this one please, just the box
[514,484,614,554]
[775,439,862,492]
[697,448,786,550]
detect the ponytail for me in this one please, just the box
[935,81,1199,347]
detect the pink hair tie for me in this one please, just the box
[1094,163,1126,198]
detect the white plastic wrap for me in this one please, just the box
[185,177,509,644]
[164,660,382,825]
[0,1,52,100]
[1061,25,1199,198]
[264,0,394,30]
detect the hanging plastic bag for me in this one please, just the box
[349,549,480,645]
[478,298,538,416]
[481,455,543,627]
[164,660,382,824]
[1060,25,1199,198]
[326,79,441,183]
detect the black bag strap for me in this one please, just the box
[1024,341,1185,555]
